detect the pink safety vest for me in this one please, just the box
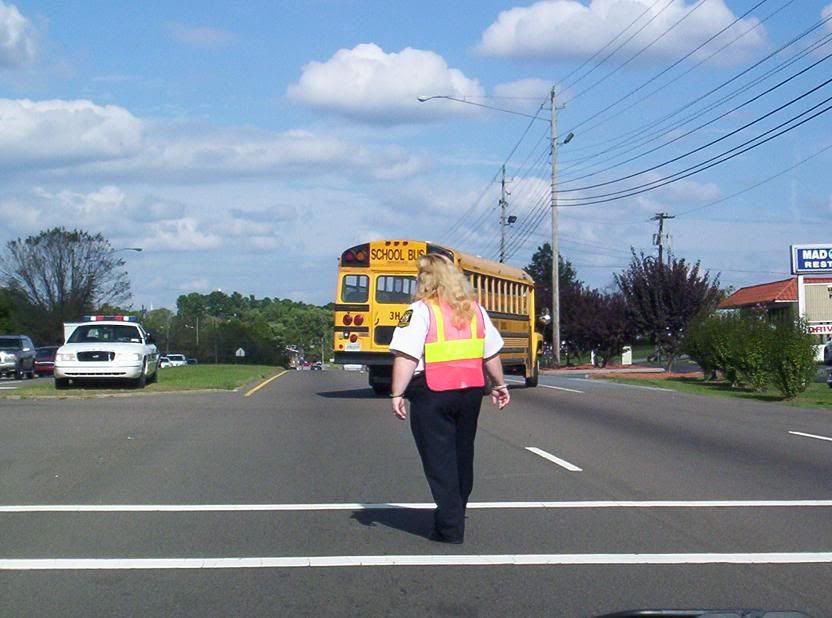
[424,300,486,391]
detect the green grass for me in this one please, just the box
[608,375,832,409]
[1,364,283,398]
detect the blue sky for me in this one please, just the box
[1,0,831,309]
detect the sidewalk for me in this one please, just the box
[542,366,666,376]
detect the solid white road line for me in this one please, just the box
[3,553,832,570]
[506,378,583,393]
[789,431,832,443]
[524,447,583,472]
[4,500,832,513]
[567,377,674,393]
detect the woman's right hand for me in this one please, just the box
[490,385,510,410]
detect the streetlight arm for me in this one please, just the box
[417,95,546,121]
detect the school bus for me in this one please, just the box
[333,239,543,394]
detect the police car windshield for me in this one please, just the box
[67,324,142,344]
[0,337,22,349]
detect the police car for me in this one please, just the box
[54,316,159,389]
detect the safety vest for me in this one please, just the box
[424,301,486,391]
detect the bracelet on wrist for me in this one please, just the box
[491,384,508,390]
[389,393,404,398]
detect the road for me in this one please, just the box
[1,370,831,617]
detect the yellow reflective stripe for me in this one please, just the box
[430,303,445,341]
[425,338,485,363]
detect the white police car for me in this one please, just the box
[54,316,159,389]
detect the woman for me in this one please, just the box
[388,253,510,544]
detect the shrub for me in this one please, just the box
[767,319,818,399]
[728,315,772,391]
[684,313,739,383]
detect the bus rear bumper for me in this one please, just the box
[334,351,393,366]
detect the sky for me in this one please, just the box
[1,0,832,310]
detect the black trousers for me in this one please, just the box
[406,374,484,541]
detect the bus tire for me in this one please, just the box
[525,356,539,388]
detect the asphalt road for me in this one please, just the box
[1,370,832,617]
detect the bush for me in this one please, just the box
[767,319,818,399]
[685,313,739,383]
[727,315,771,391]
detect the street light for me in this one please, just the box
[419,88,571,366]
[417,95,545,120]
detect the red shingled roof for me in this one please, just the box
[720,276,832,309]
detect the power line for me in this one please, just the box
[560,9,832,161]
[563,0,709,105]
[556,94,832,208]
[564,0,773,136]
[557,58,832,195]
[559,0,668,91]
[558,27,832,184]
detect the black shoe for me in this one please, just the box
[429,530,464,544]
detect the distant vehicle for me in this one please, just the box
[166,354,187,367]
[54,315,159,389]
[34,346,59,376]
[186,358,198,365]
[159,356,171,368]
[311,361,323,371]
[0,335,36,379]
[824,339,832,364]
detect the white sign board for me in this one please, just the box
[235,347,246,358]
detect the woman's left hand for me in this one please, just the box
[391,395,407,420]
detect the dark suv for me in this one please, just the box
[0,335,36,379]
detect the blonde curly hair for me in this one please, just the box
[414,253,475,326]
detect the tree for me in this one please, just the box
[524,243,579,344]
[0,228,131,344]
[615,251,721,370]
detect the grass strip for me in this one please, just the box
[608,375,832,409]
[1,364,282,398]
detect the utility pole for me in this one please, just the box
[550,85,561,367]
[651,212,675,265]
[499,165,509,263]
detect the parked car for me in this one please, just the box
[166,353,187,367]
[54,315,159,389]
[311,361,323,371]
[159,356,171,368]
[34,346,59,376]
[186,358,198,365]
[0,335,36,379]
[824,339,832,365]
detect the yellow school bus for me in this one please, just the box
[333,239,543,394]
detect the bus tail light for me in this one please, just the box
[353,315,364,326]
[342,315,353,326]
[349,334,358,343]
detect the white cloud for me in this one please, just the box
[0,99,143,169]
[824,4,832,30]
[478,0,767,64]
[287,43,485,124]
[0,1,35,68]
[144,218,222,251]
[0,99,429,182]
[165,23,234,49]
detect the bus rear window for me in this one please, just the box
[376,276,416,304]
[342,275,369,303]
